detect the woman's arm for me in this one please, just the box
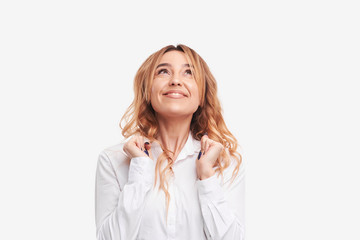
[196,156,245,240]
[95,151,154,240]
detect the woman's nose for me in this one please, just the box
[169,74,183,86]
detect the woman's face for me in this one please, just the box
[150,50,200,119]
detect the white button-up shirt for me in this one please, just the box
[95,131,245,240]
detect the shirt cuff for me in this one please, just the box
[128,156,154,185]
[196,173,224,201]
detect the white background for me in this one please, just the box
[1,0,359,239]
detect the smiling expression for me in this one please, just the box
[150,50,200,118]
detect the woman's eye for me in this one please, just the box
[158,69,169,75]
[185,69,192,75]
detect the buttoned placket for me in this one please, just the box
[149,132,201,239]
[167,177,176,239]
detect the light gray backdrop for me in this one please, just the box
[1,0,359,239]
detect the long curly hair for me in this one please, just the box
[120,44,242,221]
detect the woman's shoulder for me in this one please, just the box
[96,140,132,189]
[97,139,131,171]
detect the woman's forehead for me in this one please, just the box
[158,50,190,66]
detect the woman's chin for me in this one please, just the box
[156,109,194,119]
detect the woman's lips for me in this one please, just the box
[163,92,186,99]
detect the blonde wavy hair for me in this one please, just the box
[120,44,242,221]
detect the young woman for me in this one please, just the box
[95,44,245,240]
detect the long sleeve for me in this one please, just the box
[95,151,154,240]
[196,158,245,240]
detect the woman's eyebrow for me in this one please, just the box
[156,63,192,69]
[156,63,171,69]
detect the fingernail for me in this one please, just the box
[144,142,150,150]
[144,149,149,156]
[198,151,202,160]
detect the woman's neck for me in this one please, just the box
[156,114,192,160]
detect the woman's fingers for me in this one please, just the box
[201,134,209,153]
[132,135,140,150]
[138,136,144,151]
[142,136,146,151]
[139,136,144,151]
[201,134,214,156]
[123,135,152,159]
[198,134,224,164]
[137,136,153,159]
[204,139,210,155]
[137,136,151,157]
[135,135,146,152]
[199,134,212,160]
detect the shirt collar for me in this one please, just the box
[151,131,201,162]
[177,131,201,161]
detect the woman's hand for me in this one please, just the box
[196,134,224,180]
[123,135,153,159]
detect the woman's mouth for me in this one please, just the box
[163,92,186,99]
